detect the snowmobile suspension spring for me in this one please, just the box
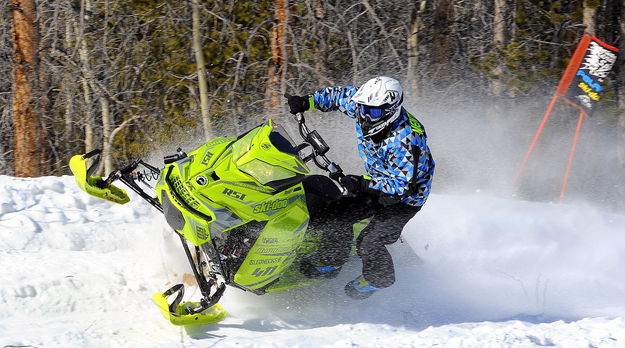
[131,170,159,182]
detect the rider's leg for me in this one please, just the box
[355,202,421,288]
[301,194,377,278]
[314,195,376,266]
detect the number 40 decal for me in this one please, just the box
[252,266,278,277]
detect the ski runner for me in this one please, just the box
[287,76,435,299]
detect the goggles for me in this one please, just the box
[360,103,397,123]
[360,104,386,122]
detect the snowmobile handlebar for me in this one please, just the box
[96,157,162,211]
[292,111,345,181]
[81,149,102,178]
[77,149,131,190]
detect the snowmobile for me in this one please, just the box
[69,112,368,326]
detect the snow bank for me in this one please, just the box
[0,175,624,347]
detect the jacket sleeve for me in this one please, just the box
[404,141,435,206]
[311,86,360,119]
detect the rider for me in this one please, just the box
[287,76,435,299]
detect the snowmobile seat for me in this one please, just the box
[302,175,341,217]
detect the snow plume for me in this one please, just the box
[406,194,625,322]
[1,175,625,347]
[398,94,625,210]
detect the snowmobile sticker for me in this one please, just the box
[251,266,278,277]
[222,188,247,201]
[201,150,214,166]
[196,176,208,185]
[249,257,282,265]
[255,246,294,255]
[195,225,209,240]
[205,136,236,148]
[252,198,289,213]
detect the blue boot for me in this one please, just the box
[345,275,378,299]
[299,260,341,279]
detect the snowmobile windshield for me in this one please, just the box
[232,123,300,163]
[269,124,299,156]
[238,159,297,185]
[232,121,307,187]
[232,127,262,163]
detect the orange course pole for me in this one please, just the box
[512,95,559,188]
[559,112,585,202]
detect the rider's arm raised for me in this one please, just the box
[310,86,360,118]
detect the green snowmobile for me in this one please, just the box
[69,113,368,326]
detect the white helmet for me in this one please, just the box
[351,76,403,137]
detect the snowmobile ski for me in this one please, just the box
[152,284,227,325]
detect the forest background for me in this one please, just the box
[2,0,625,208]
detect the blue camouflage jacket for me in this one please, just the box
[310,86,435,207]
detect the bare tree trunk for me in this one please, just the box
[430,0,454,87]
[312,0,328,86]
[64,83,74,141]
[347,30,359,83]
[11,0,48,177]
[63,21,74,143]
[617,0,625,210]
[79,48,94,152]
[76,0,94,154]
[81,77,94,153]
[100,96,112,174]
[192,0,212,140]
[265,0,289,113]
[491,0,507,96]
[494,0,506,45]
[408,0,427,94]
[583,0,597,35]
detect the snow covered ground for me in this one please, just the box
[1,175,625,347]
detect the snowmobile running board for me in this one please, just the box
[152,284,227,326]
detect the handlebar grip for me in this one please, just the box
[328,164,344,181]
[83,149,102,159]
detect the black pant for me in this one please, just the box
[303,175,421,288]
